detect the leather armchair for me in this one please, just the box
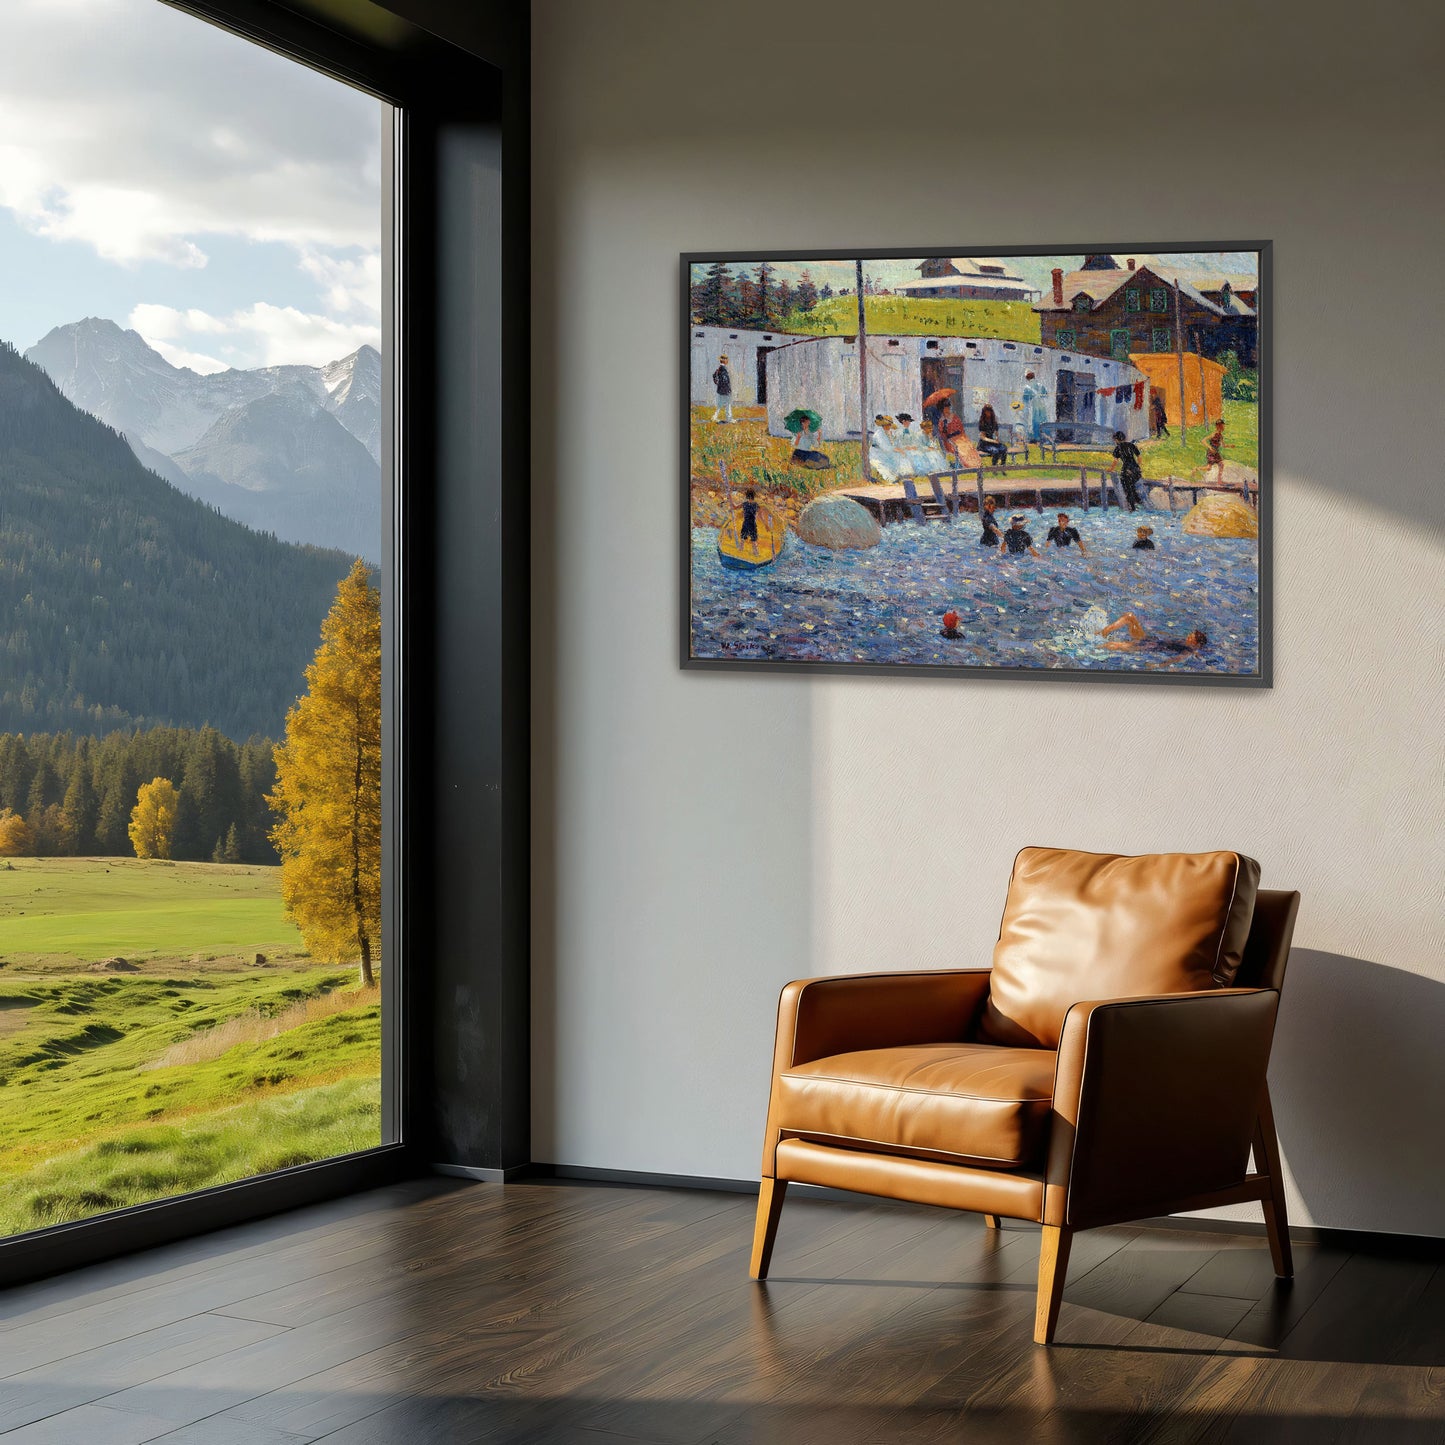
[750,848,1300,1345]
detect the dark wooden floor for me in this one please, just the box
[1,1178,1442,1444]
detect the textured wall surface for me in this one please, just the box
[531,0,1445,1234]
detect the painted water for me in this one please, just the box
[691,508,1259,676]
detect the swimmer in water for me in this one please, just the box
[1045,512,1088,555]
[998,513,1040,559]
[1132,525,1156,550]
[1100,612,1207,656]
[978,496,1004,548]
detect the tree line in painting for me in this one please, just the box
[690,260,835,330]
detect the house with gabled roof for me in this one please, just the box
[894,258,1040,303]
[1034,255,1257,366]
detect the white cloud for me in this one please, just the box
[130,301,380,372]
[0,0,383,267]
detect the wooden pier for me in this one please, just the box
[841,464,1258,527]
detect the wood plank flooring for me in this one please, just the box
[0,1178,1441,1443]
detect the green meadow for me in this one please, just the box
[0,858,381,1234]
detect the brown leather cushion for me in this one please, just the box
[976,847,1261,1050]
[774,1043,1056,1170]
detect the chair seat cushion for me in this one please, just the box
[775,1042,1056,1170]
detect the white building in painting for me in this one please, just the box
[760,335,1150,444]
[687,325,810,408]
[892,258,1042,302]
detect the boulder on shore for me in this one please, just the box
[1182,493,1259,539]
[795,494,882,551]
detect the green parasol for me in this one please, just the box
[783,407,823,435]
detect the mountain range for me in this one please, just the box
[26,319,381,561]
[0,339,355,739]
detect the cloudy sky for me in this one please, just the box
[0,0,384,371]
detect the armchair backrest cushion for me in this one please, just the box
[976,847,1261,1049]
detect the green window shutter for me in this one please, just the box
[1110,329,1131,360]
[1125,288,1141,312]
[1152,327,1172,352]
[1149,287,1169,312]
[1057,329,1076,349]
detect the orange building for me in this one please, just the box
[1129,351,1225,433]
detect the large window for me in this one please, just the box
[0,0,394,1237]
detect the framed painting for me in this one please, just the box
[681,243,1271,685]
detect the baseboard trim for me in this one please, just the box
[513,1162,1445,1255]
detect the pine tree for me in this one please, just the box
[221,822,243,864]
[268,560,382,988]
[128,777,179,859]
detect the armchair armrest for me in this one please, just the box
[1044,988,1279,1227]
[772,970,992,1073]
[761,971,991,1178]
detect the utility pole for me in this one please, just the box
[1174,279,1188,446]
[856,257,870,483]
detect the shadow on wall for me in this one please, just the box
[1272,949,1445,1240]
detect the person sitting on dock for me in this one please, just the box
[978,495,1004,548]
[933,399,979,469]
[913,417,955,475]
[977,404,1008,469]
[869,414,906,482]
[1046,512,1088,555]
[1112,431,1144,511]
[1132,525,1157,551]
[1100,612,1207,657]
[998,514,1039,559]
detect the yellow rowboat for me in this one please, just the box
[717,505,787,571]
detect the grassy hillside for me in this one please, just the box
[783,294,1043,342]
[0,858,380,1233]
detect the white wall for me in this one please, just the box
[532,0,1445,1235]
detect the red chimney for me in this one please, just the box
[1127,257,1136,270]
[1051,267,1064,304]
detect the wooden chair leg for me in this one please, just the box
[750,1177,788,1280]
[1254,1084,1293,1279]
[1034,1225,1072,1345]
[982,1214,1001,1230]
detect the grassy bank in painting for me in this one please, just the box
[0,858,380,1233]
[781,294,1043,343]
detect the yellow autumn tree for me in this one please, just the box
[128,778,179,859]
[0,807,31,857]
[268,560,382,987]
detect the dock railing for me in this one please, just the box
[847,462,1257,527]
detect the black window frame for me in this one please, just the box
[0,0,530,1288]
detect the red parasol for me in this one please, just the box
[923,387,956,408]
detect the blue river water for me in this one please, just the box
[690,508,1259,676]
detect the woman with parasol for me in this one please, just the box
[785,407,833,469]
[923,388,979,469]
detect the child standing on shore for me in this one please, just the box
[1205,418,1226,486]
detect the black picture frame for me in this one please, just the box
[680,242,1272,688]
